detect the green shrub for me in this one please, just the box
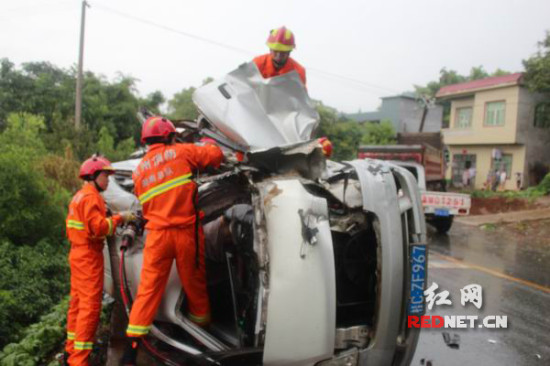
[0,298,68,366]
[0,240,69,346]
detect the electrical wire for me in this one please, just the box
[91,1,399,97]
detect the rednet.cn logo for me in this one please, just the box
[408,282,508,329]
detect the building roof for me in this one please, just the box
[381,91,418,100]
[436,73,523,98]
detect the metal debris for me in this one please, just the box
[442,332,460,349]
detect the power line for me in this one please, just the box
[93,3,252,56]
[91,1,400,97]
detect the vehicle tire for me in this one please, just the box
[431,216,453,234]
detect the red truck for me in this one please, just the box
[358,143,470,234]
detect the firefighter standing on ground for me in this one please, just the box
[121,116,224,364]
[65,155,134,366]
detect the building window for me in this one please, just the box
[534,103,550,128]
[455,107,472,128]
[490,154,512,180]
[484,101,505,126]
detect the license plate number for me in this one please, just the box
[435,209,450,217]
[408,245,426,315]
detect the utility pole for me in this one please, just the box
[418,95,430,133]
[75,0,89,129]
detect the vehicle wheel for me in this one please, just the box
[431,216,453,234]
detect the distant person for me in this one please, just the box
[491,169,500,192]
[498,167,507,191]
[515,172,523,190]
[468,166,476,188]
[253,26,306,86]
[462,168,470,188]
[463,161,472,188]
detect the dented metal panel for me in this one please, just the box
[193,62,319,150]
[261,179,336,366]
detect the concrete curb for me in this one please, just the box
[455,208,550,226]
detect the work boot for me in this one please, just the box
[120,337,140,366]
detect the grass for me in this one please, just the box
[458,172,550,201]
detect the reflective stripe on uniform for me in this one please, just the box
[126,324,151,336]
[74,341,93,350]
[188,312,210,324]
[67,331,75,340]
[106,217,114,236]
[67,220,84,230]
[138,173,193,204]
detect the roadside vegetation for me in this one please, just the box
[465,173,550,200]
[0,29,548,363]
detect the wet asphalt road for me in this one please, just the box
[412,223,550,366]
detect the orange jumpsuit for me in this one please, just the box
[253,53,307,86]
[65,183,122,366]
[126,142,223,337]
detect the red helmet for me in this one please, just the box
[79,155,115,180]
[266,26,296,52]
[141,116,176,144]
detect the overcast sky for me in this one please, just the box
[2,0,549,113]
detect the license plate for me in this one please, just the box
[435,208,450,217]
[408,245,426,315]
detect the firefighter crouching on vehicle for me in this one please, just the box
[253,26,306,86]
[253,26,333,158]
[65,155,135,366]
[120,116,224,364]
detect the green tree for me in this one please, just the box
[0,114,67,245]
[361,120,396,145]
[167,77,214,120]
[167,86,197,120]
[315,102,364,160]
[97,126,136,162]
[0,240,69,347]
[0,59,143,147]
[0,59,74,131]
[0,113,71,348]
[523,31,550,93]
[139,91,165,115]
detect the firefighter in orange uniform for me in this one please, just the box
[253,26,306,86]
[121,117,224,364]
[253,27,333,158]
[65,155,134,365]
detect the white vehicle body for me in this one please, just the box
[102,63,428,365]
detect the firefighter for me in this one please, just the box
[120,116,224,364]
[65,155,134,366]
[253,27,333,158]
[253,26,306,86]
